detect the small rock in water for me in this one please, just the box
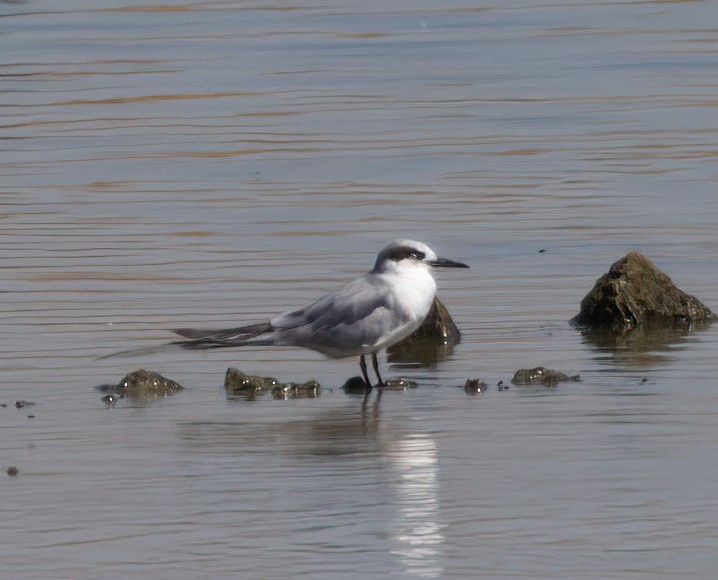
[95,369,184,402]
[511,367,581,387]
[382,378,417,390]
[101,393,124,405]
[272,381,321,400]
[464,379,487,394]
[342,376,372,394]
[224,367,278,399]
[225,368,320,400]
[341,376,416,393]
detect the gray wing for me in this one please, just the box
[271,275,412,356]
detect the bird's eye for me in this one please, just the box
[387,247,426,262]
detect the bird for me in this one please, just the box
[109,239,469,387]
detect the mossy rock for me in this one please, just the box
[572,251,715,329]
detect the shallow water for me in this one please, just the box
[2,0,718,578]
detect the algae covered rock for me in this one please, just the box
[224,368,279,399]
[572,252,715,329]
[272,381,320,400]
[382,378,418,390]
[224,367,320,400]
[341,376,417,394]
[96,368,184,402]
[511,367,581,387]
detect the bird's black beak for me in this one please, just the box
[428,256,469,269]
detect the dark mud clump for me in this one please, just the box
[572,251,715,329]
[511,367,581,387]
[224,367,320,400]
[96,369,184,402]
[342,376,373,395]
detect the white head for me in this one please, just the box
[372,239,469,275]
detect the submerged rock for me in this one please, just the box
[272,381,321,400]
[572,252,715,329]
[224,368,279,400]
[225,367,320,400]
[119,369,183,396]
[341,376,417,393]
[383,378,417,390]
[387,296,461,366]
[100,393,123,405]
[96,369,184,402]
[511,367,581,387]
[224,367,278,399]
[464,379,487,394]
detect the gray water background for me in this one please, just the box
[2,0,718,578]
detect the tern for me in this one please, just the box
[110,239,469,387]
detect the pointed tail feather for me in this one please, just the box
[169,336,274,351]
[172,322,273,344]
[98,322,274,359]
[96,342,188,360]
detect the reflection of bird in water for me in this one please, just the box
[389,433,445,577]
[109,240,468,387]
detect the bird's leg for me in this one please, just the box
[371,352,385,388]
[359,354,372,390]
